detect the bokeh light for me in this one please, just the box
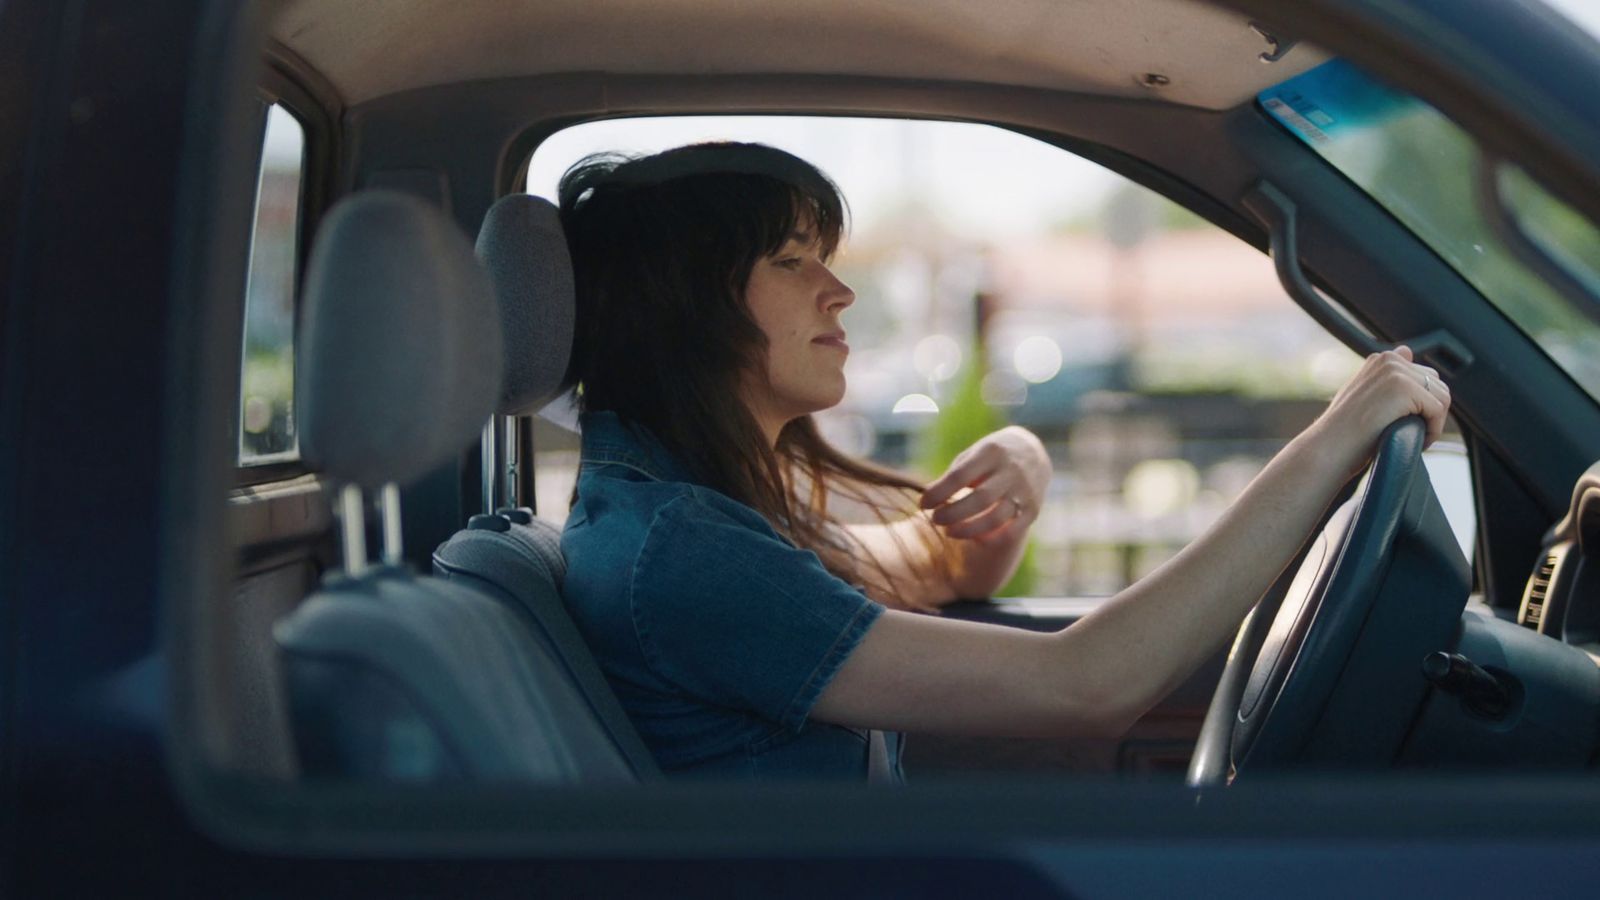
[912,334,963,383]
[1123,459,1201,519]
[892,393,940,414]
[1013,335,1064,383]
[981,370,1028,407]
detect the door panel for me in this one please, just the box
[906,598,1224,777]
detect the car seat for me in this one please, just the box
[274,191,643,783]
[432,193,659,780]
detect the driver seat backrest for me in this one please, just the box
[432,193,658,779]
[273,191,639,783]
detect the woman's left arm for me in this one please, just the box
[845,426,1051,608]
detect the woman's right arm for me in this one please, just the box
[810,347,1452,739]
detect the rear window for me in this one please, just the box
[239,102,304,465]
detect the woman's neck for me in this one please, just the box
[755,412,786,451]
[740,385,791,450]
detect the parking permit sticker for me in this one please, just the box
[1261,95,1332,144]
[1258,59,1415,150]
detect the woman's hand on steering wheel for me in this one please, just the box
[1313,345,1452,479]
[919,426,1051,544]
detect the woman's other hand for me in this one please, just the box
[1310,345,1452,478]
[919,426,1051,543]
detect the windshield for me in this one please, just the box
[1257,59,1600,403]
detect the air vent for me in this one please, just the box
[1520,552,1560,632]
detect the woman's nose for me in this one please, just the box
[822,268,855,311]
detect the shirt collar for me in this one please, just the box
[578,410,703,484]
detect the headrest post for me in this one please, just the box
[337,483,369,577]
[379,482,403,566]
[501,415,519,508]
[480,418,498,514]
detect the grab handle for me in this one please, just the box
[1244,181,1474,376]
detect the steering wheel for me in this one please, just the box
[1188,416,1449,786]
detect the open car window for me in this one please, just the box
[527,117,1478,597]
[1259,59,1600,404]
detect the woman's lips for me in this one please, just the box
[812,333,849,352]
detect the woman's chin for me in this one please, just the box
[817,380,847,412]
[770,374,848,420]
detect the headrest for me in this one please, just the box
[475,194,575,416]
[297,191,503,489]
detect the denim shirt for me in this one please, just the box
[560,411,903,781]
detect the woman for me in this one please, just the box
[556,141,1451,780]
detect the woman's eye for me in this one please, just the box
[777,257,803,270]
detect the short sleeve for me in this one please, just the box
[630,493,883,733]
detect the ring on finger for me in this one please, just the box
[1009,495,1025,519]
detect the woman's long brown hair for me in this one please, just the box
[558,142,950,607]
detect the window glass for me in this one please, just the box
[239,103,304,465]
[1422,439,1476,563]
[528,117,1471,597]
[1259,59,1600,403]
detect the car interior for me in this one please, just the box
[10,0,1600,872]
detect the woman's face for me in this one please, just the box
[740,226,855,436]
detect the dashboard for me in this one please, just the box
[1396,460,1600,767]
[1517,461,1600,648]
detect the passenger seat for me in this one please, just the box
[274,191,643,783]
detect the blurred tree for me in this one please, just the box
[917,342,1039,597]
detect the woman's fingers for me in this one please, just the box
[921,427,1047,543]
[1374,347,1451,446]
[931,482,1032,529]
[943,496,1023,540]
[1428,382,1453,443]
[921,443,1001,509]
[1420,375,1450,448]
[1317,346,1455,472]
[1389,354,1450,445]
[928,485,1003,526]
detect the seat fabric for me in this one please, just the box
[278,569,639,782]
[434,516,659,779]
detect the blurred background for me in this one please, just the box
[521,116,1380,598]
